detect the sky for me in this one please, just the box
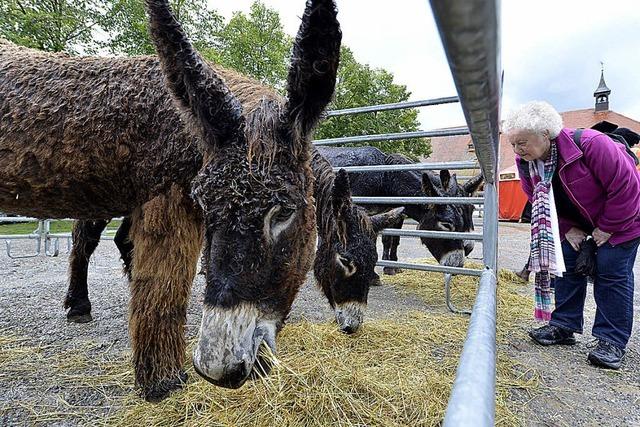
[210,0,640,130]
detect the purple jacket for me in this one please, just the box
[517,128,640,246]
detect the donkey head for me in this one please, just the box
[315,169,403,334]
[419,170,483,267]
[147,0,341,389]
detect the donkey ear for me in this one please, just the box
[332,169,353,217]
[146,0,243,150]
[285,0,342,138]
[439,170,451,192]
[422,172,443,197]
[371,207,405,234]
[462,173,485,195]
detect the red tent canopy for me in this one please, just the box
[498,165,528,221]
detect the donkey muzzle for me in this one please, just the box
[192,303,277,388]
[335,301,366,334]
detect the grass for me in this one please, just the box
[0,219,122,235]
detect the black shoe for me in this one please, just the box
[588,340,624,370]
[528,324,576,346]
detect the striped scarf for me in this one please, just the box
[528,142,558,321]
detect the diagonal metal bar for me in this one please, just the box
[444,268,497,425]
[326,96,460,117]
[333,161,478,173]
[313,127,469,146]
[429,0,501,184]
[352,196,483,205]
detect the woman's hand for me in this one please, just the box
[566,227,587,251]
[592,227,612,246]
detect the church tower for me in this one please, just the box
[594,66,611,112]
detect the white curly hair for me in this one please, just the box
[502,101,564,139]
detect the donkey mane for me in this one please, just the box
[312,149,373,246]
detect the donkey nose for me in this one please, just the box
[341,324,356,334]
[194,360,250,389]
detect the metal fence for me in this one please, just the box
[432,0,501,424]
[0,217,118,258]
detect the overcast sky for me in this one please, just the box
[211,0,640,130]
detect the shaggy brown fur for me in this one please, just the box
[65,147,395,334]
[0,0,341,401]
[128,184,203,400]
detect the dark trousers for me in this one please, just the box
[549,238,640,349]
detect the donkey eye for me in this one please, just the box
[274,207,295,223]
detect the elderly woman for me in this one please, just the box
[504,101,640,369]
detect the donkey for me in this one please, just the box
[311,150,403,333]
[0,0,341,401]
[318,146,484,270]
[64,149,403,333]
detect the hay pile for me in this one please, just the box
[0,263,538,426]
[382,261,535,339]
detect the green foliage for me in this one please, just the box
[205,1,291,90]
[101,0,222,56]
[0,0,104,53]
[0,0,427,158]
[314,47,430,160]
[0,219,121,235]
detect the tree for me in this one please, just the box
[207,1,291,90]
[314,47,430,159]
[1,0,427,158]
[0,0,104,53]
[101,0,222,56]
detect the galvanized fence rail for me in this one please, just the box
[0,217,118,258]
[430,0,501,425]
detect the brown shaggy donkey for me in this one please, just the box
[0,0,341,401]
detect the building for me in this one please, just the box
[426,71,640,220]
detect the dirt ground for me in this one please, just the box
[1,221,639,426]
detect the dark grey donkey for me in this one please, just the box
[318,146,484,270]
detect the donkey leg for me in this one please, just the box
[128,187,203,402]
[383,216,404,275]
[65,219,109,323]
[114,217,134,280]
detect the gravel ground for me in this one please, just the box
[1,221,639,426]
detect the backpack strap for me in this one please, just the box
[573,128,639,165]
[572,128,584,149]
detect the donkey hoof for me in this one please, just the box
[142,371,188,403]
[67,312,93,323]
[66,302,93,323]
[383,267,402,275]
